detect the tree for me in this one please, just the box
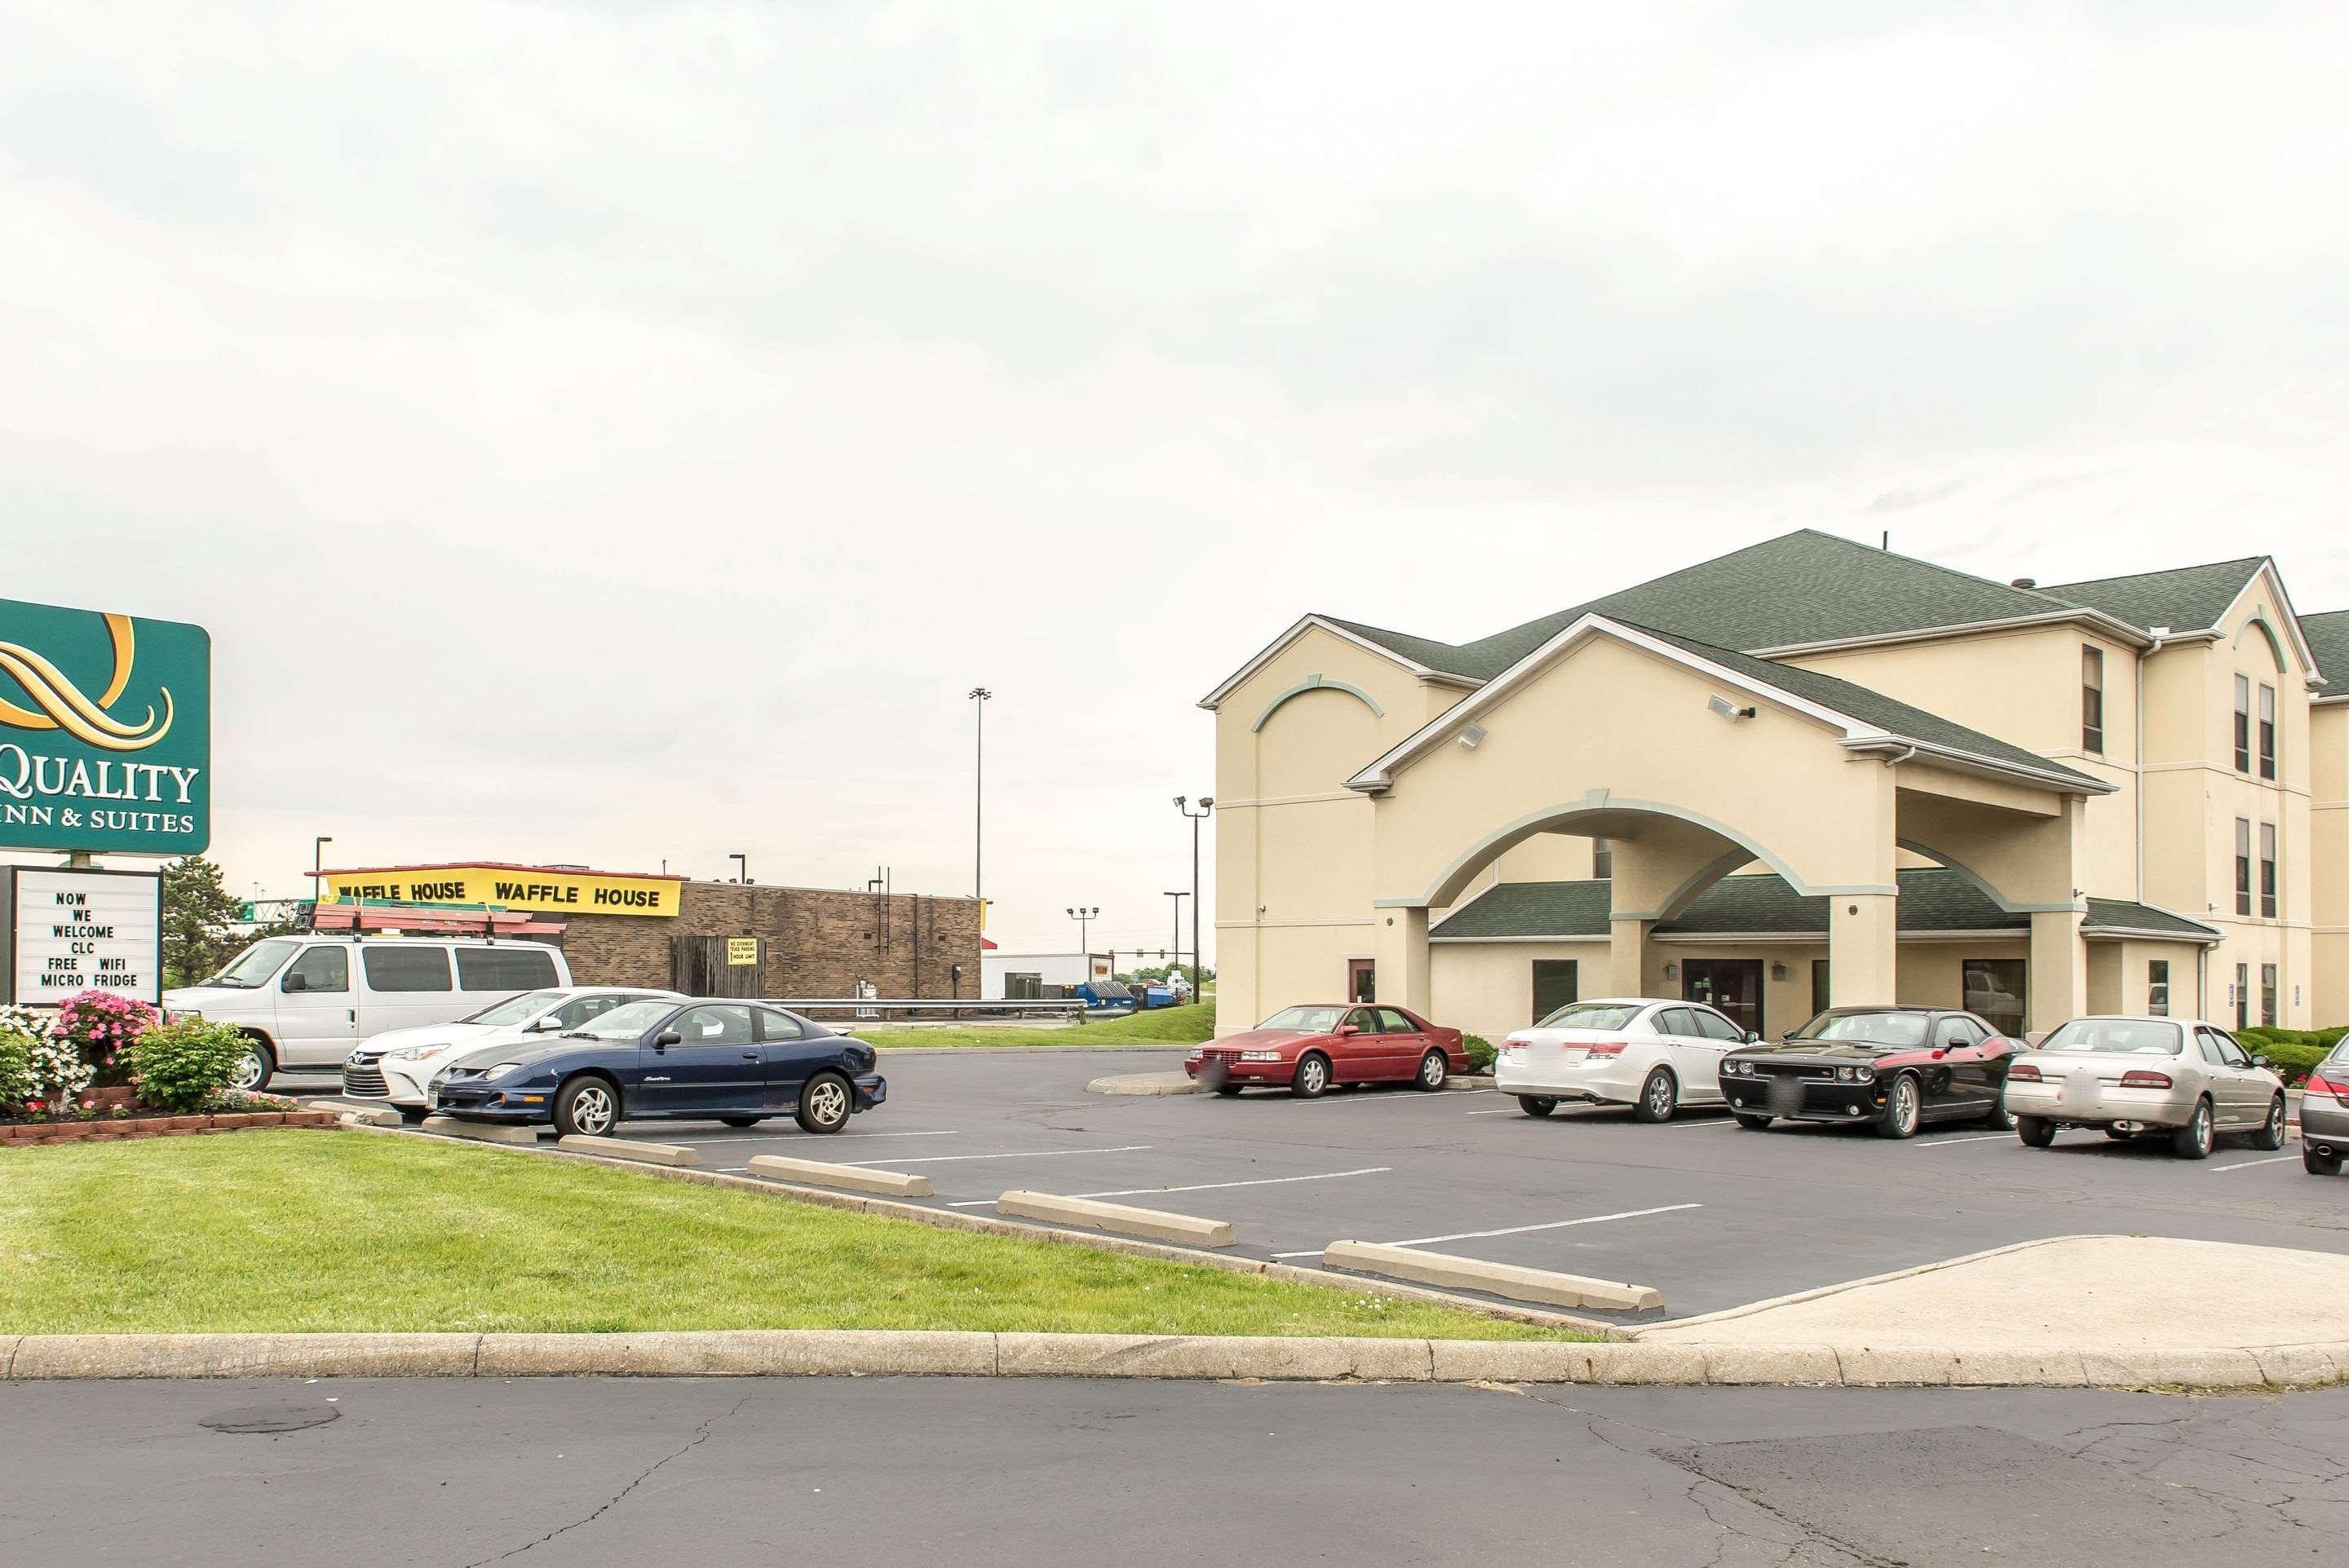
[161,855,245,989]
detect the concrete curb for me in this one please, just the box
[745,1153,933,1198]
[7,1331,2344,1387]
[999,1190,1236,1247]
[418,1115,536,1146]
[1085,1071,1204,1097]
[556,1134,701,1168]
[1326,1241,1662,1312]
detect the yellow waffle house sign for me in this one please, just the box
[318,864,682,918]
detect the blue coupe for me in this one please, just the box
[428,996,886,1137]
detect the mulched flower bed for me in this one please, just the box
[0,1110,338,1146]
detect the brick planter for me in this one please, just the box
[0,1111,337,1147]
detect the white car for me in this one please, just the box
[1495,996,1759,1122]
[339,987,680,1120]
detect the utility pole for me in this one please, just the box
[969,687,992,906]
[1174,797,1213,1003]
[1165,891,1187,978]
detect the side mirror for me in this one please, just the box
[282,974,307,992]
[654,1030,681,1049]
[2253,1055,2272,1070]
[1335,1024,1360,1037]
[529,1016,562,1032]
[1744,1031,1763,1045]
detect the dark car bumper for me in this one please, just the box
[852,1073,887,1111]
[1720,1067,1891,1124]
[430,1081,555,1124]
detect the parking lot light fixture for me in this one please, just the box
[1175,797,1213,1003]
[1066,905,1099,961]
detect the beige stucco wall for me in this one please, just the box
[1431,939,1606,1042]
[2315,703,2347,1027]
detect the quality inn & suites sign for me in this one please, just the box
[0,595,210,855]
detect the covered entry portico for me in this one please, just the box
[1349,616,2114,1035]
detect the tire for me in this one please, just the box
[2170,1098,2214,1160]
[1290,1053,1331,1099]
[719,1115,765,1129]
[1214,1084,1245,1098]
[397,1105,429,1126]
[1733,1112,1773,1130]
[230,1036,275,1093]
[2016,1114,2055,1147]
[1875,1073,1922,1139]
[1518,1095,1558,1119]
[2306,1144,2343,1177]
[1414,1049,1449,1092]
[2103,1125,2135,1141]
[553,1076,620,1138]
[1980,1097,2016,1131]
[1633,1067,1679,1124]
[2250,1095,2287,1152]
[796,1071,853,1134]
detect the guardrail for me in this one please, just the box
[762,997,1104,1025]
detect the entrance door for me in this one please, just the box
[1683,960,1767,1038]
[1346,959,1376,1005]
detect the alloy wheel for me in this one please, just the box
[807,1078,849,1128]
[573,1084,615,1136]
[1419,1051,1446,1089]
[231,1051,265,1092]
[1299,1058,1327,1094]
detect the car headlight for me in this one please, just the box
[1238,1050,1283,1062]
[1854,1066,1875,1083]
[1836,1066,1856,1082]
[387,1045,440,1062]
[484,1062,524,1082]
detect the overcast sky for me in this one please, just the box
[6,2,2347,961]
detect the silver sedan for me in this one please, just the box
[2003,1015,2287,1160]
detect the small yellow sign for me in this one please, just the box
[726,937,761,966]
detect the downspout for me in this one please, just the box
[2135,629,2173,904]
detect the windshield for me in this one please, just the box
[1259,1005,1348,1032]
[206,939,299,988]
[460,990,566,1027]
[1535,1002,1643,1031]
[564,999,675,1040]
[1798,1011,1931,1046]
[2035,1018,2185,1055]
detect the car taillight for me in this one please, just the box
[2006,1063,2041,1082]
[1584,1041,1628,1056]
[2306,1071,2345,1102]
[2119,1070,2172,1089]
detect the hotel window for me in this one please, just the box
[2081,646,2104,753]
[2235,819,2252,916]
[2260,822,2278,918]
[2262,964,2279,1027]
[1962,958,2027,1040]
[2233,676,2252,772]
[2147,960,2170,1017]
[1591,837,1612,879]
[2235,963,2249,1030]
[1531,960,1579,1024]
[2258,683,2276,780]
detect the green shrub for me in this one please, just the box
[1462,1034,1495,1073]
[0,1015,38,1113]
[122,1017,252,1113]
[2253,1040,2335,1088]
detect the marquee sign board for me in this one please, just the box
[1,866,165,1006]
[0,595,211,855]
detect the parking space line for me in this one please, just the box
[1464,1108,1519,1116]
[942,1165,1396,1212]
[1913,1133,2016,1148]
[843,1144,1153,1167]
[1383,1203,1703,1248]
[676,1130,962,1146]
[2212,1155,2298,1173]
[1664,1116,1735,1129]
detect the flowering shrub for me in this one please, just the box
[54,991,159,1088]
[0,1005,42,1113]
[122,1016,251,1114]
[206,1088,302,1114]
[24,1031,95,1117]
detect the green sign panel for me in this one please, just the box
[0,595,210,855]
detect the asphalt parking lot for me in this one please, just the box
[286,1049,2349,1323]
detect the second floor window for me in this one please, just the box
[2236,819,2252,917]
[2234,675,2251,772]
[2261,821,2278,918]
[1591,837,1612,879]
[2258,683,2277,780]
[2081,646,2103,753]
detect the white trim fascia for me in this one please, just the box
[2210,561,2324,686]
[1842,736,2116,796]
[2083,925,2224,946]
[1211,917,1376,930]
[1749,607,2152,660]
[1197,614,1477,711]
[1345,614,1884,792]
[2315,694,2349,707]
[1429,933,1609,945]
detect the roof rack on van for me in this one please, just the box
[305,898,566,941]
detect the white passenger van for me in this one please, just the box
[161,937,573,1090]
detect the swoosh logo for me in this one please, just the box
[0,612,175,752]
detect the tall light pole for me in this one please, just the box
[730,853,750,885]
[970,687,992,907]
[312,836,333,906]
[1066,905,1099,964]
[1164,891,1187,976]
[1174,797,1212,1004]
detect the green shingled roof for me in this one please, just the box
[1431,870,2218,943]
[2301,609,2349,693]
[2041,558,2267,635]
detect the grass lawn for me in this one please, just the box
[0,1133,1581,1340]
[859,1004,1218,1049]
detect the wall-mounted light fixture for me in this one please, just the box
[1771,962,1789,982]
[1706,695,1757,722]
[1663,961,1679,981]
[1458,723,1489,749]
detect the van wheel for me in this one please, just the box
[230,1037,275,1093]
[796,1072,852,1134]
[555,1076,620,1138]
[1518,1096,1558,1118]
[2250,1096,2286,1152]
[1633,1068,1679,1124]
[2170,1098,2214,1160]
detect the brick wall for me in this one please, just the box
[560,881,984,999]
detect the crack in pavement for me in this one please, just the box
[462,1388,755,1566]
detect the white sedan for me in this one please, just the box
[340,987,681,1119]
[1496,996,1758,1122]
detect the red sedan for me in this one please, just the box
[1186,1003,1470,1098]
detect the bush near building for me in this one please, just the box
[2237,1026,2347,1087]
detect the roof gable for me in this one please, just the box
[2040,557,2267,635]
